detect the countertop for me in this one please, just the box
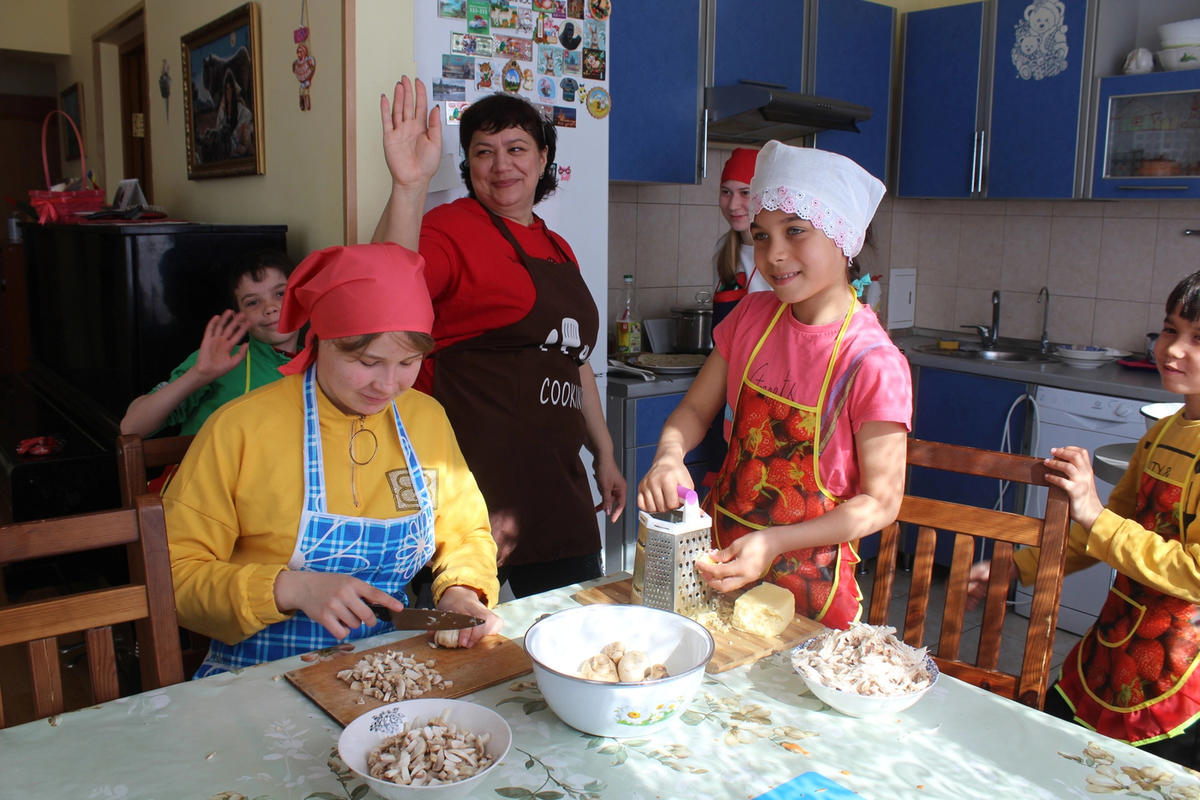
[895,331,1175,404]
[607,371,698,398]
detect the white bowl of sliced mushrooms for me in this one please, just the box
[337,698,511,799]
[791,623,938,718]
[523,603,714,737]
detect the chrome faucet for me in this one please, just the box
[1037,287,1050,355]
[962,290,1001,348]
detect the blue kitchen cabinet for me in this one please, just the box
[897,2,985,198]
[898,0,1090,199]
[812,0,896,182]
[713,0,805,91]
[1092,71,1200,199]
[908,367,1030,565]
[609,0,704,183]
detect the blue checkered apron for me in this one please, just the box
[195,366,436,677]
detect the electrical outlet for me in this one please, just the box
[887,269,916,330]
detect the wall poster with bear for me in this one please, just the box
[181,2,265,178]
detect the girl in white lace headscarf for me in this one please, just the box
[638,141,912,629]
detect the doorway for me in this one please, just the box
[94,8,152,204]
[119,34,151,202]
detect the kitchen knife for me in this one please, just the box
[368,605,484,630]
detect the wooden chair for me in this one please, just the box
[115,433,210,675]
[867,438,1071,709]
[116,433,194,508]
[0,496,184,727]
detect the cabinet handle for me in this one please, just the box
[970,131,980,195]
[1116,185,1188,191]
[701,115,709,180]
[975,130,986,194]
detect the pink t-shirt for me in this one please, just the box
[713,291,913,499]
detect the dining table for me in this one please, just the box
[2,572,1198,800]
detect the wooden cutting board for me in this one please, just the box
[572,578,823,673]
[285,633,531,727]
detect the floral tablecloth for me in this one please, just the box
[2,575,1198,800]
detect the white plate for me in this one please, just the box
[1055,345,1130,361]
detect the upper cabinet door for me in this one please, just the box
[897,2,985,198]
[812,0,896,183]
[986,0,1089,198]
[713,0,805,90]
[609,0,704,183]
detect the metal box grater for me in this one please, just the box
[630,505,714,614]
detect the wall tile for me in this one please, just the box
[1049,294,1095,346]
[1097,218,1158,302]
[678,148,726,206]
[1052,202,1104,217]
[678,205,722,287]
[1104,200,1157,218]
[957,214,1005,289]
[1000,215,1051,292]
[610,184,639,203]
[675,285,712,307]
[953,287,997,334]
[863,210,892,278]
[888,211,919,268]
[1152,217,1200,303]
[1157,199,1200,220]
[634,203,679,288]
[637,183,681,204]
[916,214,961,285]
[1006,200,1053,217]
[999,289,1043,342]
[608,201,638,288]
[916,284,956,330]
[637,287,679,321]
[1092,298,1153,352]
[1047,216,1102,297]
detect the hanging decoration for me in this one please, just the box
[292,0,317,110]
[159,59,172,122]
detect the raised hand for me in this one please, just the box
[193,310,251,381]
[379,75,442,191]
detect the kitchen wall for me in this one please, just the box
[609,147,1200,354]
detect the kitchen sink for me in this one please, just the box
[912,343,1053,363]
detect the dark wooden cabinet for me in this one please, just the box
[4,221,286,522]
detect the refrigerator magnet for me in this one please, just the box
[552,105,577,128]
[552,0,567,18]
[567,0,583,17]
[559,20,582,50]
[523,68,535,91]
[587,0,610,21]
[503,60,523,93]
[557,164,571,182]
[476,61,495,89]
[538,76,556,100]
[582,47,605,80]
[585,86,610,119]
[445,101,470,125]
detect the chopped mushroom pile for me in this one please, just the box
[791,623,932,696]
[366,711,493,786]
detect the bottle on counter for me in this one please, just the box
[615,273,642,354]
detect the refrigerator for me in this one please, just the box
[414,1,613,574]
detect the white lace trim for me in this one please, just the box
[752,187,864,258]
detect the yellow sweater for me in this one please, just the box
[164,374,498,645]
[1015,414,1200,604]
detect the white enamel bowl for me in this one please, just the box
[523,604,714,737]
[791,640,938,718]
[1141,402,1185,431]
[337,699,511,799]
[1159,18,1200,47]
[1158,47,1200,70]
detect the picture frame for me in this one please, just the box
[180,2,264,179]
[58,83,84,162]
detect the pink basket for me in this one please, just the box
[28,110,105,224]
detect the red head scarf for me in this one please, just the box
[721,147,759,184]
[277,243,434,376]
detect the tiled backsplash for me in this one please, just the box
[609,148,1200,354]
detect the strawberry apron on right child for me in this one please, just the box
[1055,409,1200,745]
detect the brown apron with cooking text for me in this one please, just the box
[706,292,861,628]
[1056,410,1200,746]
[431,208,599,566]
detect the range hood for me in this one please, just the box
[705,82,872,144]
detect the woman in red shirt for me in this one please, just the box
[372,76,625,598]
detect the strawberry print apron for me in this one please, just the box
[707,293,860,628]
[1057,410,1200,745]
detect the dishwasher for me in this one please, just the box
[1013,385,1146,635]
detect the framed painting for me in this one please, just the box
[180,2,264,178]
[58,83,84,162]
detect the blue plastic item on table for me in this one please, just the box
[753,772,858,799]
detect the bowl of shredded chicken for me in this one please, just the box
[790,623,937,717]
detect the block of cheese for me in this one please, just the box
[731,582,795,637]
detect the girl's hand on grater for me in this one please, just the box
[696,531,774,594]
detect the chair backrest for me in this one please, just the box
[0,496,184,727]
[116,433,194,508]
[867,437,1071,709]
